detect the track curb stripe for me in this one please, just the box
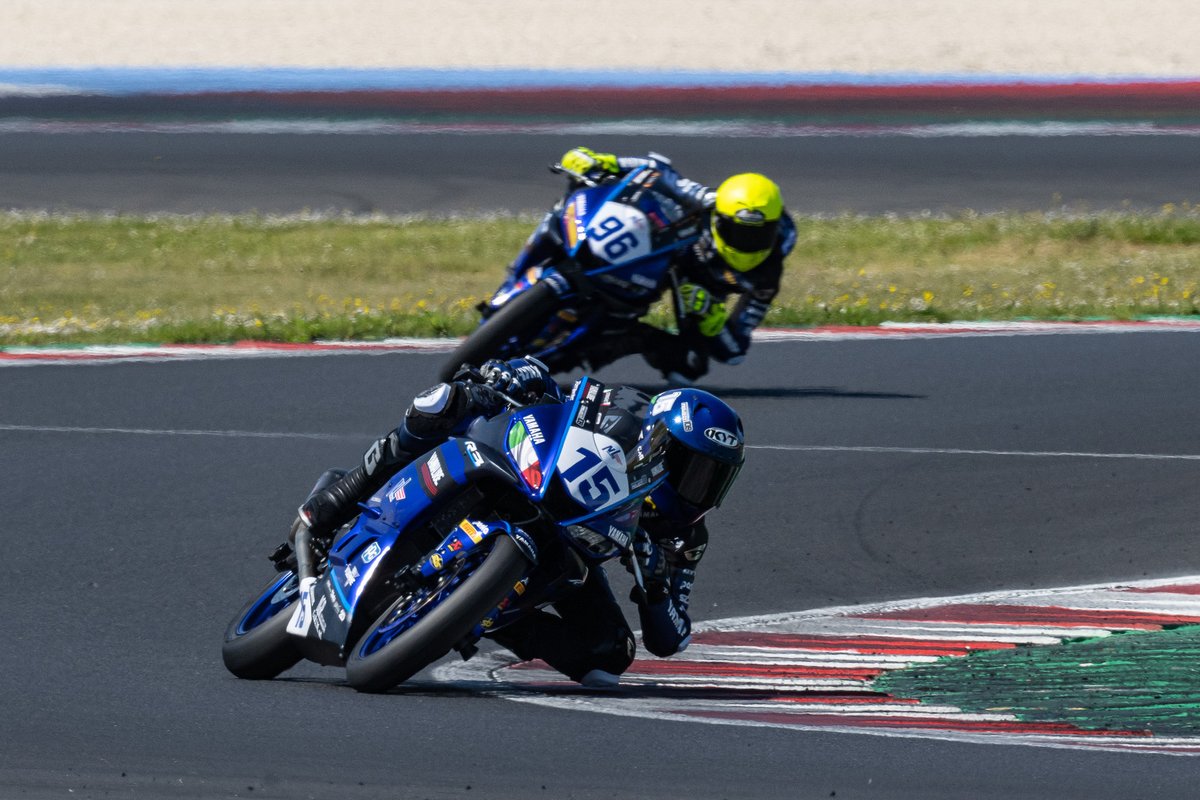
[436,575,1200,755]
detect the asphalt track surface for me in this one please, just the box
[3,134,1200,798]
[3,335,1200,799]
[3,132,1200,214]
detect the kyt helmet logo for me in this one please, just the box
[703,427,740,448]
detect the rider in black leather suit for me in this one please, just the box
[548,147,797,383]
[295,357,744,686]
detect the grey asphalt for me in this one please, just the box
[2,336,1198,799]
[4,132,1199,797]
[2,132,1200,215]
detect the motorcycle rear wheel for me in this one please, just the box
[222,572,304,680]
[345,535,529,693]
[438,280,560,382]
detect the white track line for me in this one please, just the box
[750,444,1200,461]
[4,423,1200,468]
[0,423,352,439]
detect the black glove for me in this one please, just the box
[479,356,553,403]
[626,530,669,605]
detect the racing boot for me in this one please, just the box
[641,328,708,385]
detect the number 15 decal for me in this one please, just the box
[558,429,630,508]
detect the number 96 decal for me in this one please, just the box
[586,203,651,265]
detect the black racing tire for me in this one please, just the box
[345,535,530,693]
[438,281,560,382]
[222,573,304,680]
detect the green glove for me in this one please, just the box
[679,282,729,337]
[561,146,619,178]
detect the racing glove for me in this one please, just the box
[627,529,670,605]
[479,356,556,403]
[679,282,730,337]
[561,146,620,179]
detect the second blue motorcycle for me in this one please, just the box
[438,161,704,382]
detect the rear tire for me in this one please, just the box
[222,573,304,680]
[345,535,530,693]
[439,281,560,382]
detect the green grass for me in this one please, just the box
[3,210,1199,345]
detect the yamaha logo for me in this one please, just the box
[703,427,741,448]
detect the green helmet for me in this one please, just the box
[710,173,784,272]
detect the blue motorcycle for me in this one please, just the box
[222,377,663,693]
[438,161,705,382]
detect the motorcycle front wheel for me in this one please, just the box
[345,535,529,693]
[222,571,304,680]
[438,280,560,382]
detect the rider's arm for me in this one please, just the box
[561,147,715,210]
[707,214,797,364]
[633,520,708,657]
[616,153,716,210]
[403,356,560,446]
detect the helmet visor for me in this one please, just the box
[665,444,743,509]
[714,213,779,255]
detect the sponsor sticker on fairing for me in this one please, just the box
[652,391,681,416]
[606,525,632,548]
[507,420,544,490]
[521,414,546,445]
[386,476,412,502]
[459,519,484,544]
[286,576,318,636]
[313,594,328,637]
[428,452,446,483]
[420,450,451,496]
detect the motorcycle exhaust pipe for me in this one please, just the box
[293,525,317,583]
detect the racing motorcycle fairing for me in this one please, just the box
[278,377,664,665]
[475,166,703,367]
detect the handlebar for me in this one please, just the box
[448,362,543,411]
[548,162,603,189]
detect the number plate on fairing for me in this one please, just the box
[585,203,652,265]
[556,427,630,512]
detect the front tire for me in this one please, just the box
[439,281,560,382]
[222,572,304,680]
[345,535,529,693]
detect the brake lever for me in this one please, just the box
[625,542,649,605]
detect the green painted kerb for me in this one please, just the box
[875,625,1200,736]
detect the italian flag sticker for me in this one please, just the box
[508,421,543,489]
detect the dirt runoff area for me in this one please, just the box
[3,0,1199,76]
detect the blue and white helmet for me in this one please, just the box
[640,388,745,519]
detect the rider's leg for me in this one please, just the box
[297,382,488,538]
[581,321,708,384]
[489,569,636,684]
[641,328,709,384]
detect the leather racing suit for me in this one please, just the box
[296,359,705,683]
[532,152,797,381]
